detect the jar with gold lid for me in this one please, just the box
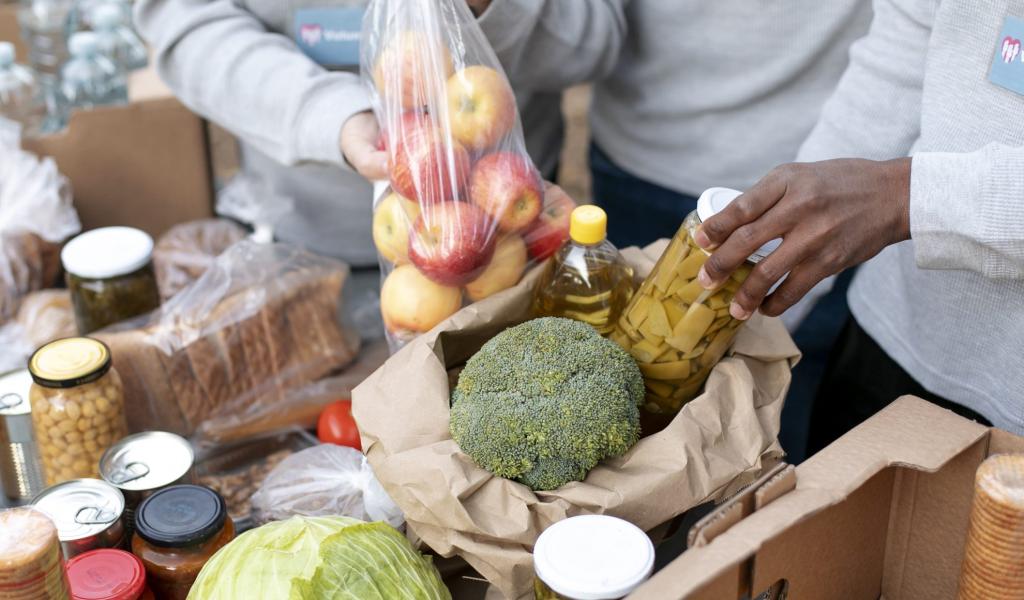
[28,337,128,486]
[609,188,780,423]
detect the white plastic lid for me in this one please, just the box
[69,32,99,57]
[534,515,655,600]
[91,3,123,29]
[696,187,781,263]
[61,226,154,279]
[0,42,14,68]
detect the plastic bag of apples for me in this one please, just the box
[361,0,575,351]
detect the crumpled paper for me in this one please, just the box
[354,241,801,599]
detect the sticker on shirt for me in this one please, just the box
[294,7,365,69]
[989,16,1024,95]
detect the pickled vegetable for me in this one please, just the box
[609,210,753,416]
[68,265,161,334]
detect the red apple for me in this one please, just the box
[446,65,516,151]
[373,31,453,110]
[465,234,528,302]
[409,201,496,286]
[389,118,471,205]
[469,152,543,233]
[524,184,576,260]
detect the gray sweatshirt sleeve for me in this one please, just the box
[796,0,936,162]
[134,0,371,167]
[910,144,1024,278]
[474,0,627,91]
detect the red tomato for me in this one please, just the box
[317,400,362,450]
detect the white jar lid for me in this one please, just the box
[61,226,154,280]
[534,515,655,600]
[696,187,781,264]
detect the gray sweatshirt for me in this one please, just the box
[133,0,561,266]
[797,0,1024,432]
[476,0,874,195]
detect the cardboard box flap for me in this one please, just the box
[687,462,793,549]
[630,397,990,599]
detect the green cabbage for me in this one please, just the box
[187,516,450,600]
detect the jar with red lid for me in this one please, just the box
[66,549,153,600]
[131,485,234,600]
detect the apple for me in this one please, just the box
[373,192,420,265]
[465,234,528,302]
[373,31,453,110]
[469,152,543,233]
[389,117,471,205]
[524,183,576,260]
[380,264,462,333]
[409,201,496,286]
[446,65,516,151]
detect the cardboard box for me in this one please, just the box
[631,396,1023,600]
[23,97,214,238]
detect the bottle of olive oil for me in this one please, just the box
[533,205,635,335]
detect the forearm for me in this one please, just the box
[911,143,1024,278]
[474,0,627,91]
[134,0,371,167]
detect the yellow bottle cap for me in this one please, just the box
[29,337,112,388]
[570,205,607,245]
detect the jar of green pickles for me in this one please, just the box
[62,227,161,334]
[609,188,780,419]
[533,515,654,600]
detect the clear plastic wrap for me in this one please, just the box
[250,444,404,530]
[94,240,363,447]
[361,0,574,350]
[0,289,76,373]
[958,453,1024,599]
[0,126,80,322]
[152,218,248,301]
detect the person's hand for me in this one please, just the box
[466,0,492,16]
[694,158,912,320]
[340,110,388,181]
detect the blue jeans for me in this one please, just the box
[589,145,698,248]
[588,143,853,463]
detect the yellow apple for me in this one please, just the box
[465,234,527,302]
[373,31,454,110]
[445,65,516,151]
[373,192,420,265]
[381,264,463,333]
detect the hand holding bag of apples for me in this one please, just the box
[361,0,576,350]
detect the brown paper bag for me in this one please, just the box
[353,242,801,599]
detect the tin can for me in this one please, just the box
[0,369,46,502]
[99,431,195,535]
[32,478,126,559]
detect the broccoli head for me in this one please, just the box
[449,317,645,491]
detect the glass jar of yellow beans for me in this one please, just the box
[609,188,779,422]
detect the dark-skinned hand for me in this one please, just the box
[694,158,912,321]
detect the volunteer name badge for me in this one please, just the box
[990,16,1024,95]
[294,7,365,69]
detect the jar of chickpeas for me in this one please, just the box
[28,338,129,486]
[609,188,779,423]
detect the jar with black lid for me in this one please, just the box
[131,485,234,600]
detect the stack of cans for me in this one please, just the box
[958,454,1024,599]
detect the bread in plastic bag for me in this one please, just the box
[153,218,247,301]
[95,240,362,446]
[0,289,76,373]
[0,124,80,322]
[250,444,404,530]
[361,0,573,351]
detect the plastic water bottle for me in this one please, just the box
[17,0,77,81]
[92,3,147,74]
[0,42,47,137]
[60,31,128,110]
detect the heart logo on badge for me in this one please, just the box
[301,24,324,47]
[1002,36,1021,63]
